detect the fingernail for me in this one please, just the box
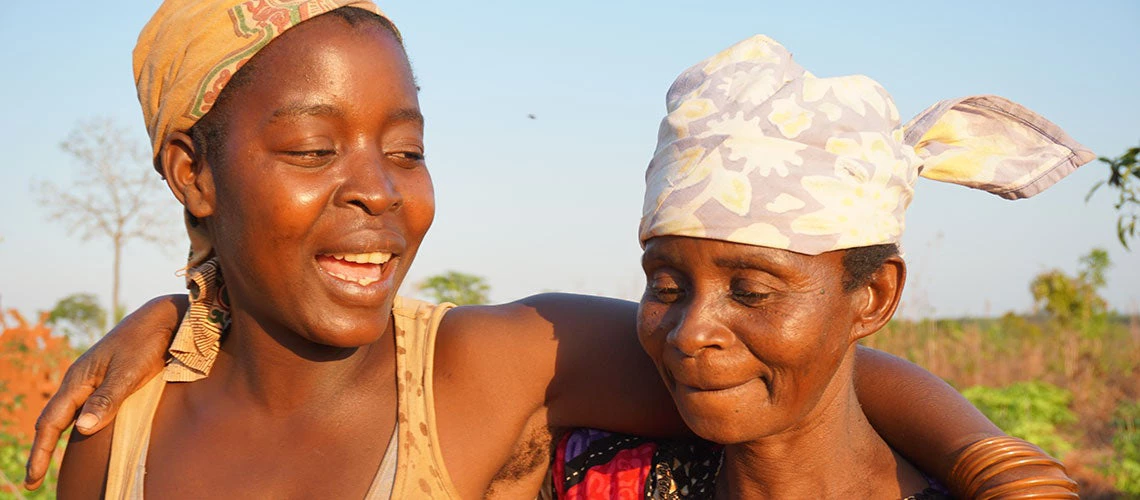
[77,413,99,430]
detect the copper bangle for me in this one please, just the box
[950,436,1078,499]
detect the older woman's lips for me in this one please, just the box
[673,379,762,401]
[670,371,759,393]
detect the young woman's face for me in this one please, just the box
[201,14,433,348]
[637,236,860,444]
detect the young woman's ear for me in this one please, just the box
[160,131,216,219]
[850,256,906,342]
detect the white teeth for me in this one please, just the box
[367,252,391,264]
[325,271,379,287]
[327,252,392,264]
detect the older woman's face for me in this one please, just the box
[200,15,433,348]
[637,236,861,444]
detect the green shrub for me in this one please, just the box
[962,381,1077,458]
[0,432,60,499]
[1109,400,1140,495]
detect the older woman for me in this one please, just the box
[555,35,1089,498]
[33,4,1074,497]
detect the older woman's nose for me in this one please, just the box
[339,153,404,215]
[666,301,733,357]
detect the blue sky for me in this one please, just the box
[1,1,1137,320]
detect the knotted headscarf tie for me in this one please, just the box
[639,35,1094,254]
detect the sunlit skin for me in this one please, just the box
[177,28,433,354]
[59,15,430,499]
[41,9,1020,500]
[639,236,932,498]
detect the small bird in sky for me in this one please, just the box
[527,113,537,120]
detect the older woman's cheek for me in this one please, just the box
[636,304,666,352]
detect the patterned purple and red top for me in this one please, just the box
[551,429,952,499]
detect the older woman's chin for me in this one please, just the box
[679,409,775,445]
[673,382,784,445]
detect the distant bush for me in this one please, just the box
[962,381,1077,458]
[1109,400,1140,495]
[0,433,59,499]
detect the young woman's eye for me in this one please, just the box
[282,149,335,167]
[388,149,425,168]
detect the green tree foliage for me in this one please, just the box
[47,293,108,348]
[962,381,1077,458]
[1087,144,1140,249]
[1030,248,1110,335]
[419,271,491,306]
[0,385,56,498]
[0,434,60,499]
[1109,400,1140,495]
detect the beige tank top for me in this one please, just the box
[104,296,461,499]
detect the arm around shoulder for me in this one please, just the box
[24,294,185,491]
[853,346,1002,482]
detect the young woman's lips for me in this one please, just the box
[313,251,399,304]
[315,251,391,286]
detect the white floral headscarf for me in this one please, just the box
[639,35,1094,254]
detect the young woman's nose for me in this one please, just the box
[338,150,403,215]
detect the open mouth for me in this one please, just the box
[315,251,392,286]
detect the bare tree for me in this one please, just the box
[37,117,175,320]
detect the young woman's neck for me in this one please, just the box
[714,353,920,499]
[204,308,395,414]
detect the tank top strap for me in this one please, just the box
[104,373,167,499]
[390,296,461,498]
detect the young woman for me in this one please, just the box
[39,2,1069,498]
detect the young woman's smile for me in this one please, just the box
[184,15,435,348]
[313,230,405,298]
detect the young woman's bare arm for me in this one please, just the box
[29,293,1071,497]
[55,422,114,499]
[854,347,1077,497]
[854,345,1003,482]
[23,295,185,490]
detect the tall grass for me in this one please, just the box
[863,313,1140,497]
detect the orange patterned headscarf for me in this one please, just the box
[134,0,388,381]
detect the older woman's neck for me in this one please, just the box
[714,365,922,499]
[204,309,395,414]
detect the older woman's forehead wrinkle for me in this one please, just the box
[641,237,686,265]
